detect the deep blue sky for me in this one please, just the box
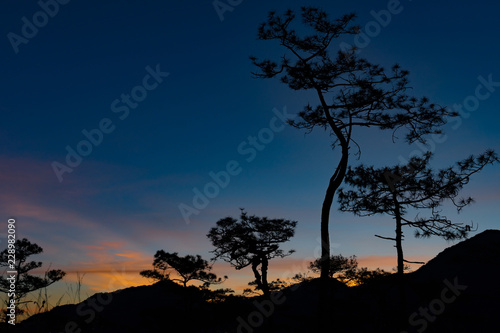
[1,0,499,294]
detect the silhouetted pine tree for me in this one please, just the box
[0,238,66,323]
[140,251,225,287]
[338,149,498,277]
[207,209,296,297]
[251,7,458,327]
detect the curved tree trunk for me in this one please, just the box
[320,151,349,280]
[311,83,350,332]
[318,147,349,331]
[311,84,350,283]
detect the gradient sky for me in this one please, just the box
[1,0,499,303]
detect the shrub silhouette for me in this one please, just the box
[309,254,358,279]
[308,254,390,286]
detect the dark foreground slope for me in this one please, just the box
[338,229,500,333]
[4,229,500,333]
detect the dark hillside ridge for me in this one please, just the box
[4,229,499,332]
[411,229,500,281]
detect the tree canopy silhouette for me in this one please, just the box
[309,254,358,279]
[0,238,65,322]
[207,210,296,297]
[250,7,458,303]
[140,251,225,288]
[338,149,499,277]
